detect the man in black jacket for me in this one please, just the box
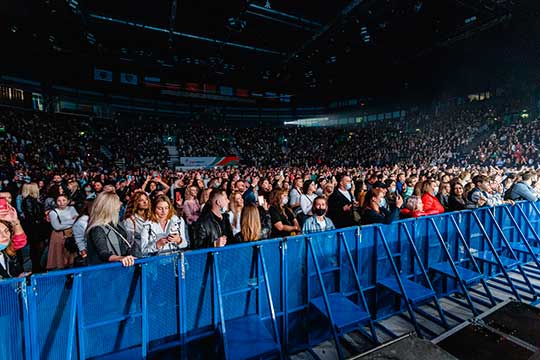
[193,189,234,249]
[328,174,357,229]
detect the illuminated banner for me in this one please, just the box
[120,73,138,85]
[186,82,200,92]
[94,68,113,82]
[143,76,161,87]
[219,86,234,96]
[236,88,249,97]
[179,156,240,168]
[204,84,217,93]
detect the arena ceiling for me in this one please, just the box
[0,0,534,96]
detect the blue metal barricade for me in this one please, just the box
[4,201,540,359]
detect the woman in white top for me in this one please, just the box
[227,191,244,235]
[300,180,318,216]
[123,191,151,256]
[47,194,78,270]
[141,194,188,255]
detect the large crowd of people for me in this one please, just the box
[0,98,539,278]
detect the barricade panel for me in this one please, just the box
[258,240,283,317]
[82,265,142,358]
[184,252,213,335]
[356,226,377,312]
[308,230,341,299]
[358,226,377,285]
[286,234,309,350]
[480,208,504,251]
[518,202,540,243]
[495,205,518,244]
[33,275,78,360]
[146,256,178,347]
[0,279,25,360]
[458,211,480,254]
[286,235,307,310]
[339,227,361,295]
[218,245,258,320]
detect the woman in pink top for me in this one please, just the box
[183,186,201,225]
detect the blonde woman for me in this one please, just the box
[86,192,135,267]
[236,203,263,242]
[21,183,46,273]
[227,191,244,235]
[141,194,188,255]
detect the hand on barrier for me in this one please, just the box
[214,236,227,247]
[120,255,136,267]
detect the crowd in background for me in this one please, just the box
[1,98,540,278]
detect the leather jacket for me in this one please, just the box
[22,196,43,224]
[193,210,234,249]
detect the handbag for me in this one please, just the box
[63,231,78,254]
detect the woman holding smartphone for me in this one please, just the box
[141,194,189,255]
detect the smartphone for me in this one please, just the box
[127,175,132,181]
[169,222,179,236]
[258,196,265,206]
[0,198,8,211]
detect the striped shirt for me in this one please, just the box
[302,215,336,234]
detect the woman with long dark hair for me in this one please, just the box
[268,189,300,238]
[448,182,467,212]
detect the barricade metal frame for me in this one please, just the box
[374,225,448,338]
[3,201,540,359]
[427,217,493,316]
[306,231,377,359]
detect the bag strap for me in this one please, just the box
[300,194,313,204]
[106,224,132,250]
[52,209,61,224]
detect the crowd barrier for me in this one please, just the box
[3,201,540,360]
